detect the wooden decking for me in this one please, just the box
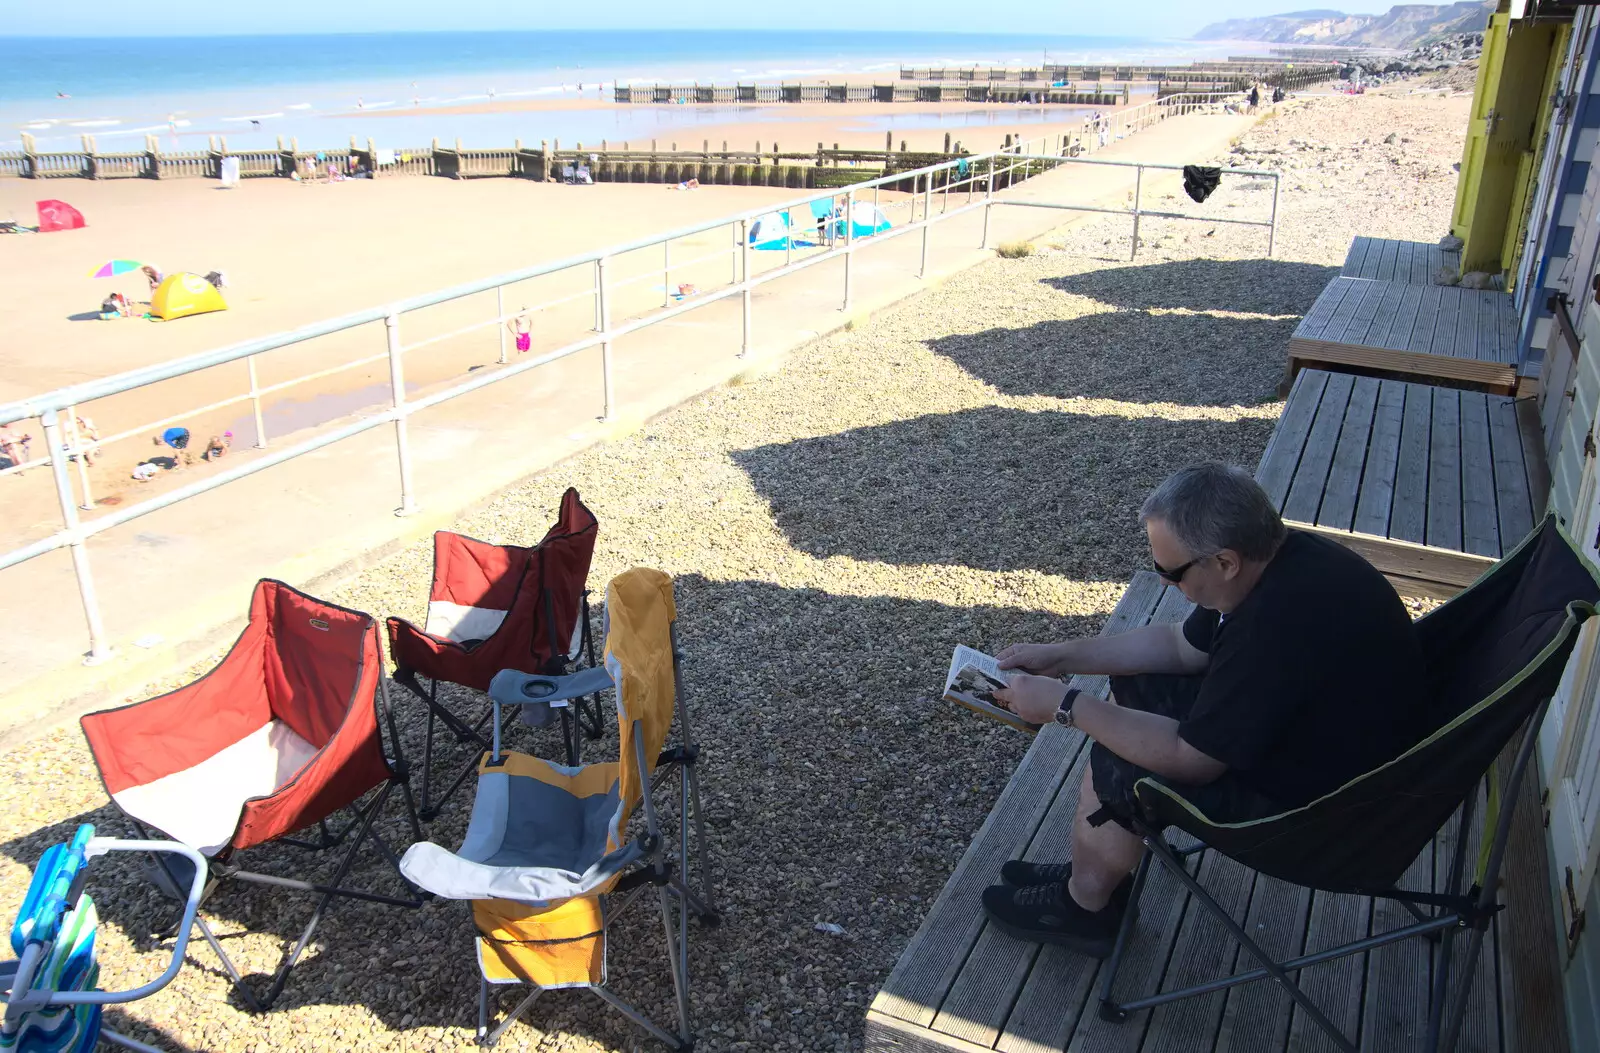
[866,572,1515,1053]
[1256,369,1549,598]
[1287,277,1519,394]
[1340,236,1461,285]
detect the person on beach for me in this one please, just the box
[75,415,100,466]
[154,427,190,453]
[0,424,30,469]
[507,307,533,353]
[141,265,163,296]
[203,431,232,461]
[978,463,1427,958]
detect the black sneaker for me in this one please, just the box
[999,861,1136,910]
[981,879,1125,958]
[999,859,1073,887]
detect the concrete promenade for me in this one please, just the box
[0,110,1258,743]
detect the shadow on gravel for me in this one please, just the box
[732,405,1275,577]
[2,574,1126,1051]
[926,310,1295,406]
[1045,258,1339,316]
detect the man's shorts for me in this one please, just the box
[1087,673,1283,831]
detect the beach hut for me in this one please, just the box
[35,199,85,233]
[829,201,892,239]
[150,273,227,321]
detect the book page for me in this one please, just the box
[942,645,1039,733]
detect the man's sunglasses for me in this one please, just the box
[1153,553,1213,584]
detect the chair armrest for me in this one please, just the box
[489,665,613,707]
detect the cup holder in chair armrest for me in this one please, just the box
[489,665,613,707]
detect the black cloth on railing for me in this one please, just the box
[1182,165,1222,203]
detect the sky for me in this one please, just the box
[7,1,1402,38]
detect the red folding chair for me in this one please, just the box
[387,487,604,818]
[80,579,425,1011]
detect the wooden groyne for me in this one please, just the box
[611,83,1129,106]
[0,94,1232,188]
[896,62,1340,93]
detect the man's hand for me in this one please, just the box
[993,673,1068,725]
[996,642,1069,677]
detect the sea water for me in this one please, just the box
[1,30,1238,153]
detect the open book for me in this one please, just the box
[942,645,1042,733]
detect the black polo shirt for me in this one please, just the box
[1177,531,1428,807]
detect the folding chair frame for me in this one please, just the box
[476,623,720,1051]
[403,590,607,820]
[133,673,429,1013]
[1096,698,1548,1053]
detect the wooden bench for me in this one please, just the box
[1287,276,1519,394]
[1257,369,1550,599]
[1340,236,1460,284]
[867,572,1512,1052]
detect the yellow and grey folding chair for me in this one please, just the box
[399,568,717,1050]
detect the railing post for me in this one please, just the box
[981,157,994,248]
[246,354,267,448]
[731,223,739,284]
[592,261,602,331]
[1130,164,1143,261]
[42,409,111,664]
[1267,173,1280,258]
[598,256,615,422]
[842,190,855,311]
[385,314,418,516]
[739,218,753,359]
[919,173,932,278]
[663,240,672,307]
[496,285,508,365]
[64,406,93,511]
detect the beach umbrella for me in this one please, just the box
[87,260,143,278]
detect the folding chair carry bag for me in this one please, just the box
[80,579,424,1011]
[387,487,603,816]
[1099,516,1600,1053]
[399,567,719,1051]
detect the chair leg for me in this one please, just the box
[478,979,543,1048]
[660,885,695,1047]
[1097,848,1152,1023]
[1112,832,1358,1053]
[686,761,719,920]
[1427,791,1477,1046]
[592,985,694,1051]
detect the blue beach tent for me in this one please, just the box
[828,201,892,239]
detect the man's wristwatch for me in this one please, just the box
[1053,687,1080,728]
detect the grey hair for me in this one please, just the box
[1139,463,1286,562]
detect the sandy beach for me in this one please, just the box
[0,102,1153,545]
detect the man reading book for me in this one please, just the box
[981,463,1427,957]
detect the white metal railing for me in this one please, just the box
[0,95,1277,667]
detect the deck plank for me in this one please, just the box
[1376,285,1426,352]
[1257,371,1328,509]
[1487,397,1534,554]
[1296,280,1354,342]
[1389,384,1434,545]
[1140,851,1258,1053]
[1284,373,1356,524]
[1317,376,1380,531]
[1358,845,1435,1052]
[1459,392,1500,558]
[1212,876,1312,1053]
[1285,891,1371,1053]
[1352,380,1407,538]
[1364,282,1411,352]
[1426,389,1463,552]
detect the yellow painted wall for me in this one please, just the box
[1452,13,1566,275]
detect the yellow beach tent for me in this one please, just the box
[150,272,226,321]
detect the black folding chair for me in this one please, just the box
[1098,516,1600,1053]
